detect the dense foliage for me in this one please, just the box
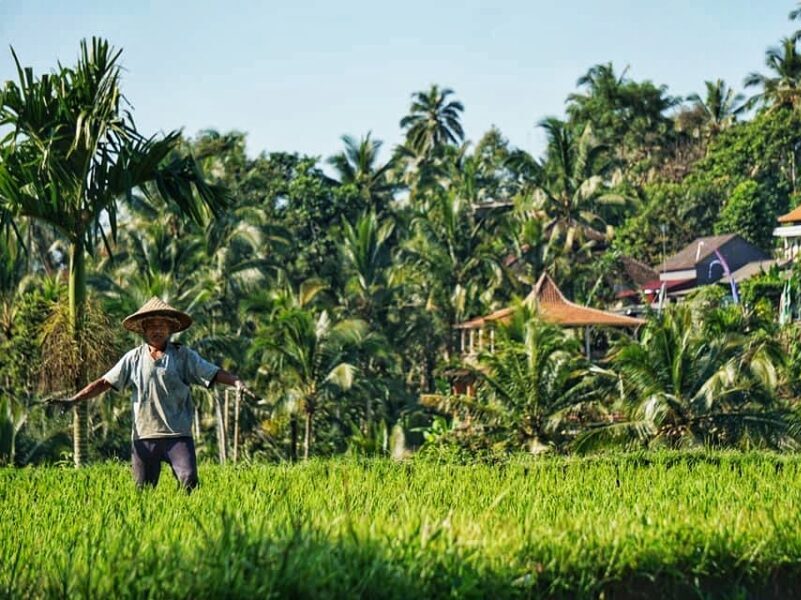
[4,4,801,464]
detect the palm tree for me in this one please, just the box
[399,85,465,157]
[686,79,746,134]
[340,211,395,322]
[91,201,206,309]
[328,133,395,213]
[249,281,366,459]
[745,37,801,110]
[403,190,504,339]
[578,305,798,451]
[475,304,599,452]
[0,38,227,465]
[508,118,627,253]
[790,3,801,39]
[395,188,507,394]
[566,62,678,161]
[567,63,629,119]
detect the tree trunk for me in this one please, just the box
[303,408,313,461]
[289,414,298,462]
[69,239,88,467]
[425,351,436,393]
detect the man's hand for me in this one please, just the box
[45,397,75,415]
[46,397,74,407]
[234,380,257,400]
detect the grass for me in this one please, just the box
[2,452,801,598]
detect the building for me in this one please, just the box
[774,205,801,260]
[656,234,768,285]
[455,273,644,356]
[447,273,643,396]
[650,234,770,301]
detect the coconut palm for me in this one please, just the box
[328,133,395,213]
[249,281,366,459]
[686,79,746,134]
[399,85,465,157]
[0,38,227,465]
[340,211,395,322]
[403,190,504,341]
[508,118,628,253]
[566,62,678,160]
[567,63,629,122]
[577,305,798,451]
[792,2,801,22]
[474,304,599,452]
[745,37,801,110]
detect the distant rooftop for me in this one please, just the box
[655,234,739,272]
[456,273,645,330]
[778,205,801,224]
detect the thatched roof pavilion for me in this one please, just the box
[454,273,644,359]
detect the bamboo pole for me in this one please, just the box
[214,390,227,464]
[233,387,241,464]
[224,389,230,456]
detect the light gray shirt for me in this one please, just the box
[102,343,220,440]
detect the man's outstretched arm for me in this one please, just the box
[212,370,259,399]
[55,378,112,406]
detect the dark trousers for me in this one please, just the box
[132,436,199,491]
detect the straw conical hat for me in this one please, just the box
[122,297,192,334]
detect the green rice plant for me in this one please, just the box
[2,453,801,598]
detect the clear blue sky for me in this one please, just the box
[0,1,796,163]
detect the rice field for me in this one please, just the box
[2,453,801,598]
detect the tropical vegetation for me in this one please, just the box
[4,4,801,467]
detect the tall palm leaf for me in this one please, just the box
[0,38,228,465]
[340,211,395,321]
[248,283,365,459]
[399,85,464,157]
[686,79,746,134]
[745,37,801,110]
[475,304,599,451]
[508,119,627,253]
[328,133,395,212]
[577,305,798,451]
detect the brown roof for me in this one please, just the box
[778,206,801,224]
[655,234,738,272]
[620,256,658,287]
[455,273,645,329]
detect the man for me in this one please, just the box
[53,297,249,491]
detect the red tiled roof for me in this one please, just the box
[455,273,645,330]
[778,205,801,224]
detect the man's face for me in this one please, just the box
[143,318,171,347]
